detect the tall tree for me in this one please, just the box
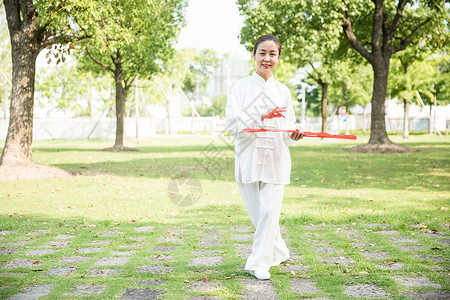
[239,0,448,150]
[238,0,349,132]
[1,0,99,168]
[77,0,186,151]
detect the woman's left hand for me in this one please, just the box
[290,132,304,141]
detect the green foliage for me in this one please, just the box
[389,50,450,107]
[196,94,227,117]
[328,60,373,109]
[183,48,220,96]
[77,0,187,86]
[36,60,114,117]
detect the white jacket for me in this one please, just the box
[225,72,297,184]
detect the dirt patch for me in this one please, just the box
[347,143,415,153]
[0,162,72,181]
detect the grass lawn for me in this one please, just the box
[0,134,448,299]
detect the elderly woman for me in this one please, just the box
[226,35,303,280]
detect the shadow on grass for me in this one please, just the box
[48,142,449,192]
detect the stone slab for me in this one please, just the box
[377,262,404,270]
[23,249,58,256]
[417,232,445,238]
[2,241,31,247]
[361,251,391,260]
[120,288,165,299]
[69,284,106,295]
[87,269,122,276]
[235,244,252,259]
[341,229,362,234]
[137,265,171,273]
[59,256,91,265]
[281,263,310,273]
[185,297,220,300]
[0,230,17,235]
[158,237,183,244]
[136,280,167,286]
[411,254,445,262]
[318,256,356,265]
[199,230,221,235]
[55,234,77,240]
[373,230,399,235]
[234,226,253,233]
[111,251,137,256]
[76,247,104,254]
[135,226,154,232]
[99,231,123,236]
[187,281,221,292]
[148,255,175,262]
[93,257,130,266]
[403,291,450,300]
[291,278,320,294]
[345,284,389,298]
[120,243,146,248]
[194,250,221,256]
[8,284,54,300]
[199,237,222,247]
[351,243,376,248]
[86,240,112,245]
[39,241,70,248]
[151,246,177,253]
[233,234,253,242]
[188,256,223,266]
[393,276,441,288]
[437,239,450,245]
[242,278,278,300]
[48,266,77,276]
[389,236,419,243]
[0,248,18,255]
[3,259,41,269]
[394,244,426,251]
[313,247,335,254]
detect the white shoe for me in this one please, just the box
[250,270,270,280]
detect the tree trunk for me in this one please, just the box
[113,58,126,148]
[403,99,409,139]
[0,30,40,166]
[368,62,392,144]
[428,104,433,134]
[320,82,328,133]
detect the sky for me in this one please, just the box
[176,0,250,59]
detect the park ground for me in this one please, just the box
[0,134,449,299]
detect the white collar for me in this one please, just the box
[252,71,274,87]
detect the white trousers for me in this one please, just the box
[238,182,290,272]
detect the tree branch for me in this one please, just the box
[86,48,115,73]
[342,12,374,64]
[371,0,384,53]
[389,0,409,35]
[392,17,432,53]
[3,0,21,32]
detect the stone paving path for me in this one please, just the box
[0,223,448,299]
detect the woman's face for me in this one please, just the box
[253,40,280,79]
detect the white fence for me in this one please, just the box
[0,115,447,141]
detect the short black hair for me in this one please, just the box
[252,35,281,56]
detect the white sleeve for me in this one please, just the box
[283,87,297,146]
[225,83,261,137]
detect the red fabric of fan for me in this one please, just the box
[243,128,357,140]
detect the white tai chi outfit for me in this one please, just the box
[225,71,297,273]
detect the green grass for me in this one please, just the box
[0,135,449,299]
